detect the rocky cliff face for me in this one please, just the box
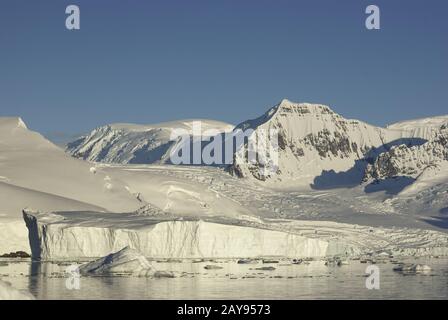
[364,123,448,181]
[229,99,409,185]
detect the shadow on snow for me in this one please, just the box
[311,137,426,193]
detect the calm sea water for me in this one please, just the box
[1,257,447,299]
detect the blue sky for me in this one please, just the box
[1,0,447,138]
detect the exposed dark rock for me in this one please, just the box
[0,251,31,258]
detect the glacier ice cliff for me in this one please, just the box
[23,210,356,260]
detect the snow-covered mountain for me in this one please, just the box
[0,117,141,213]
[0,117,143,253]
[67,119,234,164]
[229,99,421,186]
[3,111,448,261]
[0,117,254,254]
[65,99,447,190]
[387,115,448,140]
[364,123,448,182]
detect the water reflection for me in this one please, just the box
[0,258,446,299]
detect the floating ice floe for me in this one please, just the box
[79,247,155,276]
[393,264,431,273]
[237,259,259,264]
[153,271,176,278]
[325,257,349,266]
[204,265,223,270]
[262,259,279,264]
[292,258,311,265]
[254,266,276,271]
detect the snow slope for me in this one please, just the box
[67,119,234,164]
[387,115,448,140]
[0,117,141,212]
[0,117,142,253]
[101,165,253,218]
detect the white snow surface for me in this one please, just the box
[104,165,253,218]
[0,117,141,253]
[0,117,141,213]
[387,115,448,140]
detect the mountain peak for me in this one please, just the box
[276,99,334,115]
[0,117,28,130]
[230,100,391,184]
[278,98,293,107]
[17,117,27,129]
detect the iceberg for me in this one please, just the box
[393,264,432,273]
[79,247,154,276]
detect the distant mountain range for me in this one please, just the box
[1,101,447,258]
[67,119,234,164]
[66,99,448,188]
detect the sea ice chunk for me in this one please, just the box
[78,247,154,276]
[393,264,431,273]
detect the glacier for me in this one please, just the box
[23,210,356,260]
[2,101,448,261]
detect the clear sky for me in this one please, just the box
[1,0,447,138]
